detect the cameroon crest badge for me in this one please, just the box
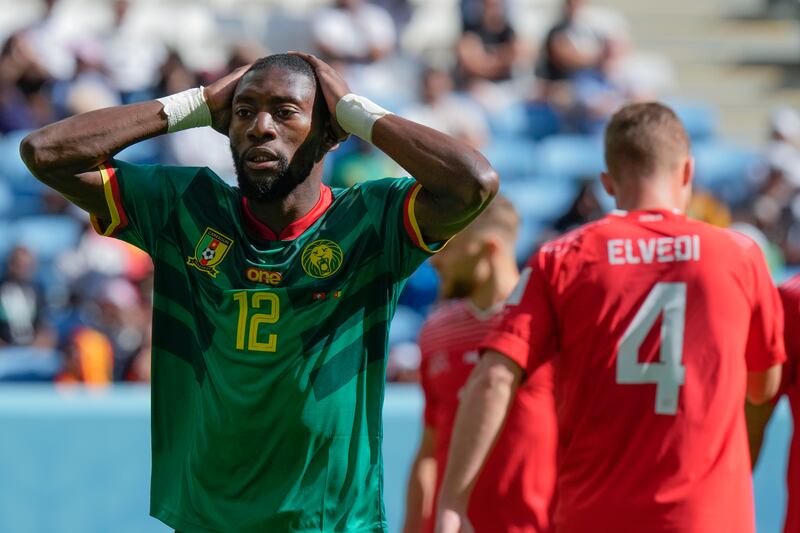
[187,227,234,278]
[301,239,344,279]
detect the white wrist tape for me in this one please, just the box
[156,87,212,133]
[335,94,392,143]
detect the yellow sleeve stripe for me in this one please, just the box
[403,182,439,254]
[89,163,127,237]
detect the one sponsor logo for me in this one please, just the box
[187,227,234,278]
[245,267,283,286]
[301,239,344,279]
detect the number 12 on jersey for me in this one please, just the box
[617,282,687,415]
[233,291,280,352]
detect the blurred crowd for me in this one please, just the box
[0,0,798,384]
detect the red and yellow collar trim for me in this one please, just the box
[242,184,333,241]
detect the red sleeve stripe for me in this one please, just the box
[402,182,438,254]
[89,163,128,237]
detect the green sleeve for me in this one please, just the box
[357,177,443,280]
[90,159,201,254]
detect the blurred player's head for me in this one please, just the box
[601,102,693,212]
[228,54,339,203]
[429,194,519,300]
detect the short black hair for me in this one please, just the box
[245,53,316,84]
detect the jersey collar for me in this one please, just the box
[610,208,683,216]
[242,184,333,241]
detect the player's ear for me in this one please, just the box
[600,171,616,197]
[682,157,694,188]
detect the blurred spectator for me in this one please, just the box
[0,246,54,347]
[763,107,800,187]
[0,32,56,133]
[688,190,732,227]
[456,0,525,85]
[402,66,490,149]
[21,0,76,81]
[51,40,120,118]
[311,0,403,100]
[56,325,113,385]
[85,278,148,381]
[553,180,604,232]
[538,0,605,82]
[311,0,396,64]
[99,0,166,102]
[372,0,413,33]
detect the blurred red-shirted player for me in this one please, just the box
[437,103,786,533]
[402,196,556,533]
[748,273,800,533]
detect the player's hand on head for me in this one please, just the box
[435,508,474,533]
[289,51,350,142]
[205,64,252,135]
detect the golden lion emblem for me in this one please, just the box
[301,240,344,279]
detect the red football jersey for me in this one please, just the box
[779,275,800,533]
[419,299,557,533]
[482,210,786,533]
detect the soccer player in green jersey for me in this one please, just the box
[20,53,498,532]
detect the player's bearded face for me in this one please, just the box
[231,136,319,203]
[228,68,327,203]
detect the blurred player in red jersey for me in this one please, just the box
[747,273,800,533]
[402,196,557,533]
[436,102,786,533]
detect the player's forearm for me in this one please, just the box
[20,101,167,182]
[372,115,498,218]
[745,399,775,468]
[436,354,519,513]
[403,455,437,533]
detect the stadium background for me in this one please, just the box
[0,0,798,531]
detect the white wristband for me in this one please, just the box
[334,94,392,143]
[156,87,212,133]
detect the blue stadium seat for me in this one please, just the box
[487,101,532,140]
[669,100,718,141]
[483,138,538,179]
[0,346,62,382]
[515,216,546,265]
[525,102,562,141]
[532,134,605,181]
[501,178,579,222]
[116,138,162,165]
[389,305,425,347]
[398,260,439,313]
[692,141,760,205]
[0,130,34,186]
[12,215,83,263]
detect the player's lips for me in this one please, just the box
[245,147,281,170]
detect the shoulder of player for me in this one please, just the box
[709,224,766,254]
[538,217,610,256]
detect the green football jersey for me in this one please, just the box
[92,159,437,533]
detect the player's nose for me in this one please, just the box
[248,111,278,141]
